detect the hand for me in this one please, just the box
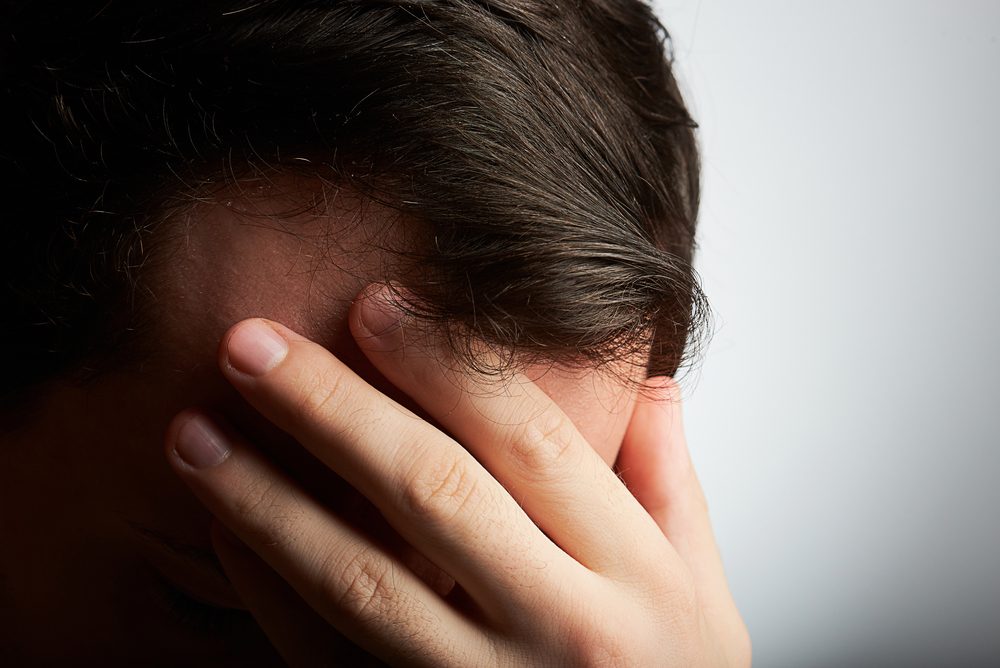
[165,285,750,667]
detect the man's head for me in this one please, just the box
[0,0,704,663]
[2,0,702,402]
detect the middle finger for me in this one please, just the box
[215,318,577,611]
[349,285,679,581]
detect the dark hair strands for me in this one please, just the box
[1,0,707,402]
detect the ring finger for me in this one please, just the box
[165,408,487,667]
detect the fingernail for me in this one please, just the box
[227,320,288,376]
[360,288,404,339]
[175,415,232,469]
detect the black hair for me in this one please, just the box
[0,0,705,398]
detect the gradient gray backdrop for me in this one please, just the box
[651,2,1000,666]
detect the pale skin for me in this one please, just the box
[0,192,749,664]
[165,285,750,666]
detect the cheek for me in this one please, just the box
[531,369,639,467]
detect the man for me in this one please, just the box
[0,1,749,664]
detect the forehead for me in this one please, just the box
[154,181,408,366]
[150,180,640,463]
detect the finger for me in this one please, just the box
[350,285,682,580]
[212,319,569,619]
[210,521,388,667]
[166,409,484,667]
[615,378,751,663]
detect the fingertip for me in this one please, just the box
[641,375,682,402]
[217,319,290,377]
[166,409,234,471]
[634,377,683,425]
[616,377,687,486]
[350,283,414,343]
[164,407,208,465]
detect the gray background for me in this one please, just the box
[651,2,1000,667]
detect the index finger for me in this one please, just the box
[350,286,687,583]
[216,317,571,610]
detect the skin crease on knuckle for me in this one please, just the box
[504,409,585,485]
[282,361,357,439]
[332,547,411,629]
[510,592,641,668]
[233,478,308,552]
[397,448,496,533]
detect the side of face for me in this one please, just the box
[0,189,640,663]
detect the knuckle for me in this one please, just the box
[647,576,707,661]
[635,565,700,628]
[287,365,350,429]
[579,638,633,668]
[287,364,383,440]
[399,452,486,526]
[506,411,579,480]
[230,477,306,549]
[560,613,636,668]
[660,569,700,621]
[332,548,407,624]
